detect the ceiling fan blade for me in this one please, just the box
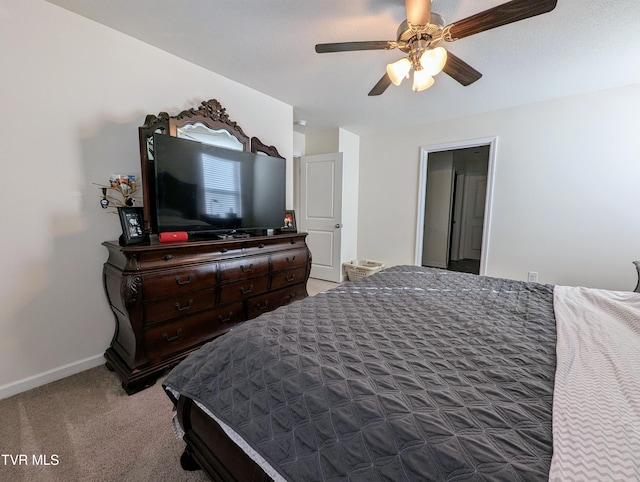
[405,0,431,26]
[446,0,557,40]
[442,52,482,86]
[315,41,395,53]
[368,73,393,96]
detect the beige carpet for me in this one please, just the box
[0,278,340,482]
[0,365,209,482]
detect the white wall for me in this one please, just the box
[337,129,360,269]
[358,83,640,291]
[0,0,293,397]
[305,129,340,156]
[293,131,306,158]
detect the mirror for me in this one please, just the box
[176,123,244,151]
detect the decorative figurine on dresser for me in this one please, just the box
[102,99,311,394]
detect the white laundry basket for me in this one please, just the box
[343,260,385,281]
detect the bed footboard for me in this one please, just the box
[176,396,271,482]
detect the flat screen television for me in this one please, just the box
[152,133,286,236]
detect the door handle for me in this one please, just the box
[335,224,342,228]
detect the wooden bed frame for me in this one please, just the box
[177,396,271,481]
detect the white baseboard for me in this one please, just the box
[0,354,105,401]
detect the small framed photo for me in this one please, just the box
[117,206,149,246]
[282,210,297,232]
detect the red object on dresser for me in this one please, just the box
[159,231,189,243]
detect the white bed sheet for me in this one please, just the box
[551,286,640,481]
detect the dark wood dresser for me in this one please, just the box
[102,232,311,394]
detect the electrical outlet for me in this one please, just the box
[527,271,538,283]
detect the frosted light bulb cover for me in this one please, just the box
[386,58,411,86]
[420,47,448,76]
[412,69,435,92]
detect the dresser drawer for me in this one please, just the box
[271,266,308,290]
[142,264,216,299]
[144,287,216,325]
[242,237,293,255]
[219,275,269,302]
[246,285,307,319]
[271,248,309,271]
[218,256,270,282]
[144,301,245,361]
[210,301,246,326]
[135,242,244,270]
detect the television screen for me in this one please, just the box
[153,134,286,235]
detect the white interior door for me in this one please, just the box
[299,153,343,282]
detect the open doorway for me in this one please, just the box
[415,137,496,276]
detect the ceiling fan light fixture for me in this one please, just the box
[420,46,448,76]
[412,69,435,92]
[317,0,559,96]
[386,58,411,86]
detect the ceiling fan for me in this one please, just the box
[315,0,558,95]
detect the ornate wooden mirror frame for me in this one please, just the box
[138,98,283,233]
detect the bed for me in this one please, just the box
[163,265,640,481]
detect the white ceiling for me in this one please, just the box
[46,0,640,136]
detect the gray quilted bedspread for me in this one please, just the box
[164,266,557,481]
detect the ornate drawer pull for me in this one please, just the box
[219,312,234,323]
[174,299,193,311]
[286,256,296,264]
[174,274,192,285]
[240,284,254,294]
[290,240,296,244]
[258,244,265,249]
[220,248,228,254]
[162,328,182,342]
[162,254,174,261]
[257,301,269,310]
[286,273,296,282]
[240,263,254,273]
[290,292,298,299]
